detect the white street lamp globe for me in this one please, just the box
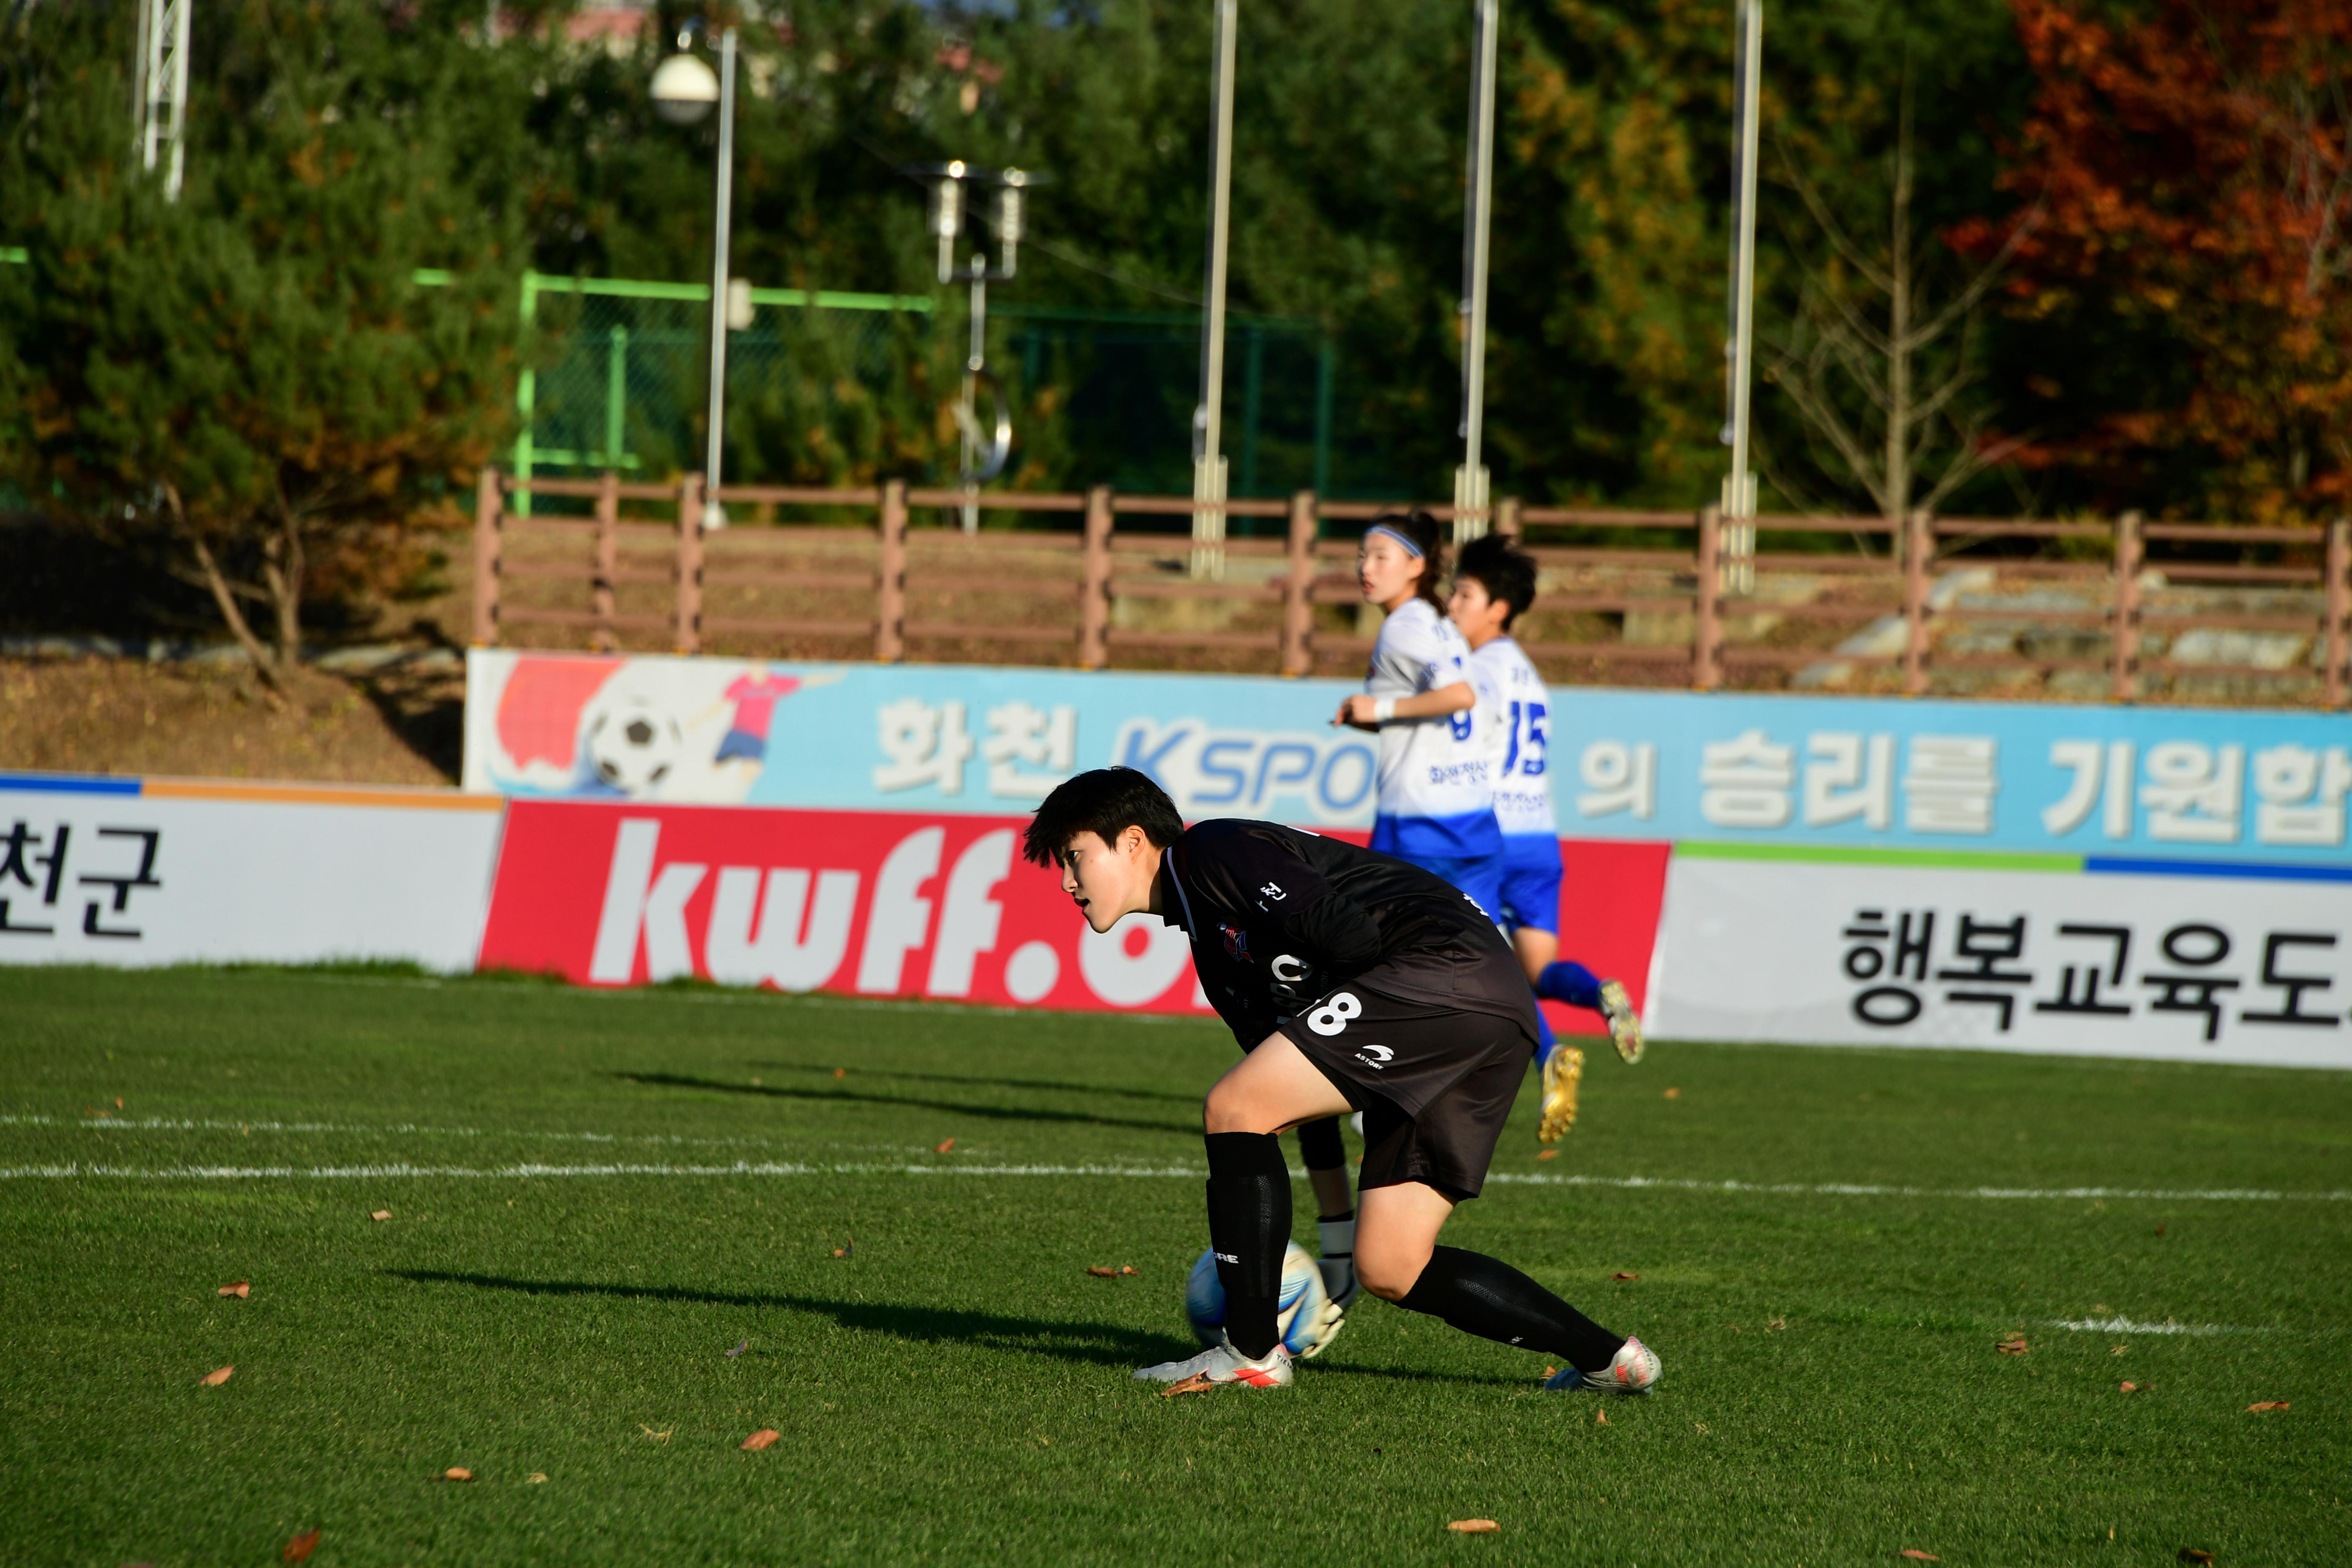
[651,53,721,125]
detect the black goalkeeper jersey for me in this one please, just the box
[1157,818,1539,1053]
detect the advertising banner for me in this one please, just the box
[465,650,2352,872]
[1649,848,2352,1069]
[0,776,504,971]
[476,799,1669,1039]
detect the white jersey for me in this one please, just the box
[1364,598,1501,861]
[1470,635,1557,844]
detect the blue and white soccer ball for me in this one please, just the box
[1185,1241,1344,1359]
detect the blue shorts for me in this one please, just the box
[1496,859,1563,935]
[715,728,767,763]
[1398,852,1506,929]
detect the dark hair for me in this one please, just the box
[1021,768,1185,867]
[1366,509,1447,610]
[1455,533,1538,629]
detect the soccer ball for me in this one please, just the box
[1185,1242,1344,1359]
[585,697,684,796]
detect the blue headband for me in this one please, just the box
[1364,523,1425,559]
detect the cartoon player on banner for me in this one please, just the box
[483,656,837,803]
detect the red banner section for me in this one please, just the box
[479,800,1670,1028]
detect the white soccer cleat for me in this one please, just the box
[1538,1044,1584,1144]
[1544,1335,1661,1395]
[1132,1333,1294,1389]
[1599,979,1644,1065]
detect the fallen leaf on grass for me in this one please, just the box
[833,1067,847,1078]
[1160,1375,1216,1397]
[116,1097,124,1109]
[640,1426,672,1443]
[1663,1087,1681,1100]
[1694,1423,1709,1434]
[2246,1401,2289,1412]
[527,1473,548,1484]
[370,1210,391,1222]
[726,1340,749,1358]
[2121,1382,2142,1393]
[1446,1519,1500,1534]
[1611,1271,1640,1282]
[1996,1336,2030,1355]
[2155,1225,2166,1236]
[1765,1317,1788,1332]
[199,1366,234,1386]
[1540,1366,1557,1380]
[1119,1264,1138,1276]
[2113,1345,2128,1355]
[934,1138,956,1154]
[443,1467,474,1482]
[1595,1407,1609,1425]
[282,1528,320,1564]
[2178,1551,2213,1565]
[1899,1554,1941,1563]
[1086,1266,1122,1277]
[740,1429,780,1451]
[218,1282,250,1299]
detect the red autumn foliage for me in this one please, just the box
[1959,0,2352,516]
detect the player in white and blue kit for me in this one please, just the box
[1331,511,1503,919]
[1451,534,1644,1143]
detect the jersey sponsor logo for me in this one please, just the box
[1269,953,1309,983]
[1259,880,1287,902]
[1220,923,1252,963]
[1307,992,1363,1036]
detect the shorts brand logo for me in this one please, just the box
[1353,1043,1394,1069]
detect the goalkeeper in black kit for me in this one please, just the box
[1023,768,1661,1395]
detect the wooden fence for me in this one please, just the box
[470,470,2352,707]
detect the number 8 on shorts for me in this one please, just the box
[1307,993,1362,1037]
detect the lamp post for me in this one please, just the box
[1453,0,1500,544]
[653,22,739,530]
[904,161,1038,534]
[1720,0,1764,593]
[1190,0,1239,579]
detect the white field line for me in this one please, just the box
[0,1113,812,1151]
[2047,1316,2238,1337]
[0,1160,2346,1203]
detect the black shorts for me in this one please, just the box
[1275,948,1538,1202]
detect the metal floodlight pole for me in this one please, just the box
[1191,0,1239,580]
[133,0,193,201]
[701,26,740,530]
[1454,0,1500,544]
[1720,0,1764,593]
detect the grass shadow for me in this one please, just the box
[615,1070,1198,1136]
[390,1269,1184,1369]
[742,1060,1204,1107]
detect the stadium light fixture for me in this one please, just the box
[900,161,1044,533]
[654,21,739,528]
[1720,0,1764,593]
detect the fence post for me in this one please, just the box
[2325,517,2349,710]
[592,468,620,652]
[1902,509,1932,697]
[471,467,502,647]
[1495,495,1522,541]
[1081,485,1114,670]
[2111,510,2143,702]
[1281,490,1319,677]
[876,479,907,663]
[675,474,704,656]
[1693,505,1722,690]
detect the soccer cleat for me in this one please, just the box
[1599,979,1644,1065]
[1537,1044,1585,1143]
[1543,1335,1661,1395]
[1132,1332,1294,1388]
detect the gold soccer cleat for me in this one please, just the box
[1538,1044,1585,1144]
[1598,979,1644,1065]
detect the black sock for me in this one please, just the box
[1203,1131,1290,1360]
[1294,1115,1346,1174]
[1396,1245,1625,1371]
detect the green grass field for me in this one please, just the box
[2,966,2346,1567]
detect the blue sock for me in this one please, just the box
[1533,1004,1558,1067]
[1537,960,1602,1013]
